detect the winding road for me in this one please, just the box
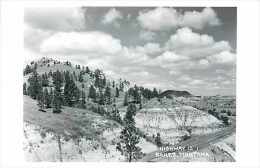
[139,124,235,162]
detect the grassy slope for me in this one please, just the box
[23,95,120,139]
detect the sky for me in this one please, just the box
[24,7,236,96]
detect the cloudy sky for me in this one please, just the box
[24,7,236,96]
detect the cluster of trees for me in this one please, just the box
[88,85,117,105]
[91,104,122,124]
[208,109,230,125]
[123,85,160,109]
[23,62,123,116]
[24,69,86,113]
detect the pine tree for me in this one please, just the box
[85,66,90,74]
[98,91,105,105]
[23,65,32,75]
[104,86,111,105]
[152,88,159,98]
[43,88,52,108]
[88,85,96,101]
[37,88,45,112]
[52,70,63,113]
[117,103,142,162]
[111,104,122,123]
[80,90,86,108]
[155,133,162,147]
[27,70,42,99]
[112,80,115,88]
[133,85,139,103]
[23,83,27,95]
[123,92,128,106]
[41,73,49,87]
[53,89,62,113]
[79,71,84,82]
[115,87,120,98]
[94,69,102,88]
[64,71,78,106]
[102,77,106,89]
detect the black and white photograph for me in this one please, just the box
[1,0,260,167]
[22,6,238,162]
[22,7,237,162]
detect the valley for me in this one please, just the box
[23,57,236,162]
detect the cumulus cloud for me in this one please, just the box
[137,7,221,31]
[25,8,85,32]
[40,31,122,55]
[180,7,221,29]
[137,7,181,31]
[146,51,188,67]
[102,8,123,27]
[165,27,232,58]
[208,51,236,64]
[166,27,214,49]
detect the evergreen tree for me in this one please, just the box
[104,86,111,105]
[123,92,128,106]
[23,83,27,95]
[79,71,84,82]
[152,88,159,98]
[88,85,96,101]
[115,87,120,98]
[43,88,52,108]
[112,80,115,88]
[117,104,142,162]
[111,104,122,123]
[37,88,45,112]
[27,70,42,99]
[23,65,32,75]
[80,90,86,108]
[98,91,105,105]
[94,69,102,88]
[52,70,63,113]
[85,66,90,74]
[119,78,124,91]
[102,77,106,89]
[41,73,49,87]
[155,133,162,147]
[64,71,79,106]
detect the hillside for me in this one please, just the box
[23,95,156,161]
[159,90,192,98]
[24,95,120,138]
[23,57,235,162]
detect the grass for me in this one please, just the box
[23,95,120,139]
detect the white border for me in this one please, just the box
[1,0,260,168]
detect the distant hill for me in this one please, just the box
[159,90,192,98]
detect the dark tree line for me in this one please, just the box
[123,85,160,109]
